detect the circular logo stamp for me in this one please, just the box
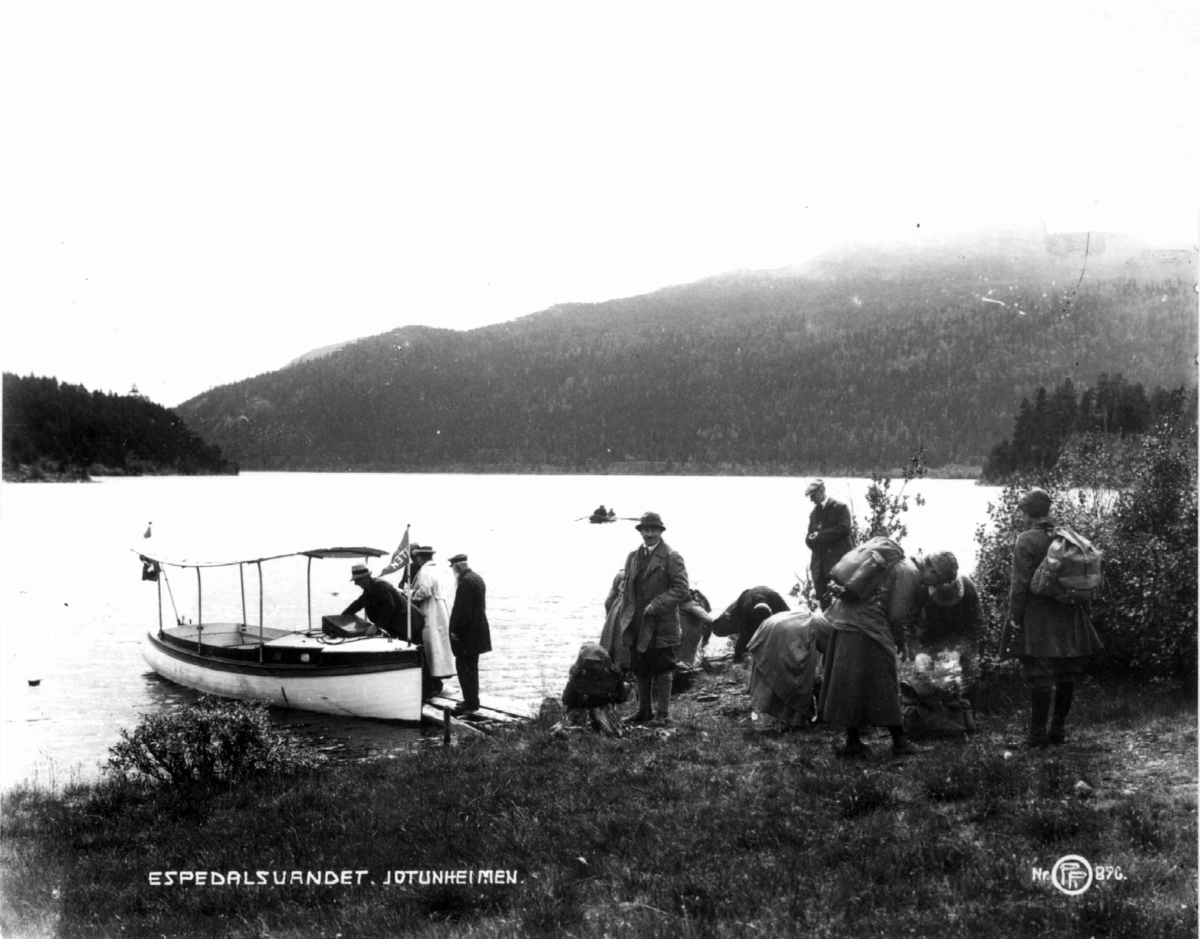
[1050,855,1094,896]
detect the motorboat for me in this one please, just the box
[138,546,424,722]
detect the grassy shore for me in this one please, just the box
[1,667,1195,938]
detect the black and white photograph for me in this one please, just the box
[1,2,1196,936]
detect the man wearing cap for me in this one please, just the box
[342,563,411,639]
[612,511,690,724]
[448,553,491,713]
[704,585,790,664]
[819,549,959,757]
[409,545,456,699]
[805,480,854,610]
[916,571,985,709]
[1009,487,1103,748]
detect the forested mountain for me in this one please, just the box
[981,375,1196,482]
[176,232,1197,474]
[2,374,237,478]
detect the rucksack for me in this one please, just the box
[901,681,976,738]
[562,643,629,709]
[828,536,905,601]
[1029,527,1103,604]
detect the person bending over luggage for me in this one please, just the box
[1009,487,1103,748]
[818,550,958,758]
[916,571,984,708]
[704,586,790,663]
[343,563,411,639]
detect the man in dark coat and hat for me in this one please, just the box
[1009,487,1103,747]
[448,553,492,713]
[805,479,854,609]
[342,563,413,639]
[612,511,690,724]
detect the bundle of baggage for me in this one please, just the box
[900,650,976,738]
[558,643,631,736]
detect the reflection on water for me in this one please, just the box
[0,472,999,788]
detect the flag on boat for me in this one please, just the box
[381,526,411,576]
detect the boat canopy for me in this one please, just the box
[134,546,386,569]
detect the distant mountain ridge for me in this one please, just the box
[176,230,1198,474]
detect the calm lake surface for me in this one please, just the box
[0,472,1001,788]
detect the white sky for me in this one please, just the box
[2,1,1197,407]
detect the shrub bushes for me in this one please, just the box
[972,411,1198,683]
[106,697,323,786]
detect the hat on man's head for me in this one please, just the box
[928,575,965,606]
[1018,487,1052,518]
[804,479,825,495]
[635,511,666,532]
[350,563,371,581]
[412,545,435,557]
[925,551,959,584]
[448,553,468,564]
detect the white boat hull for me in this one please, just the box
[143,624,424,723]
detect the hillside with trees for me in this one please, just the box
[175,232,1197,474]
[2,374,238,480]
[981,375,1196,482]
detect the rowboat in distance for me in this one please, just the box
[137,546,424,723]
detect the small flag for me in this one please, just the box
[381,526,411,576]
[144,522,152,539]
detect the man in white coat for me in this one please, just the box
[409,545,456,698]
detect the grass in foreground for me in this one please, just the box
[1,669,1195,939]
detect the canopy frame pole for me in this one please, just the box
[195,567,203,654]
[307,555,313,633]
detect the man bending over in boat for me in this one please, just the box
[343,563,419,640]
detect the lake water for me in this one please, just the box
[0,472,1001,788]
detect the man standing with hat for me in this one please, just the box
[342,563,411,638]
[805,480,854,610]
[1009,487,1103,748]
[612,511,690,724]
[409,545,456,699]
[448,553,491,714]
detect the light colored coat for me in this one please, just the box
[411,561,456,678]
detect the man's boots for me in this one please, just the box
[652,670,674,724]
[623,674,653,723]
[1049,680,1075,744]
[1027,686,1052,748]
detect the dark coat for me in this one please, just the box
[807,498,854,583]
[342,577,414,640]
[1009,518,1103,659]
[449,568,492,657]
[709,587,790,640]
[615,540,690,651]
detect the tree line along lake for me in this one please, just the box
[0,472,1001,789]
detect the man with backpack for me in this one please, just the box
[1008,488,1104,748]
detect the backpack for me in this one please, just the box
[828,537,905,601]
[562,643,629,709]
[901,681,977,738]
[1029,527,1103,604]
